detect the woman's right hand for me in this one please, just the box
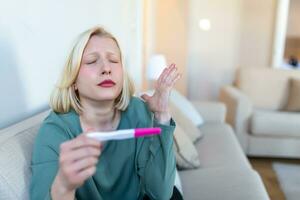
[51,132,102,200]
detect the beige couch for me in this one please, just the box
[0,101,270,200]
[178,101,269,200]
[220,67,300,158]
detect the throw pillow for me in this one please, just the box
[170,90,204,127]
[285,78,300,112]
[170,101,203,143]
[173,124,201,170]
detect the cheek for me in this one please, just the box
[116,67,124,84]
[76,67,98,90]
[77,67,97,81]
[79,67,96,76]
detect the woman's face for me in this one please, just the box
[75,35,123,103]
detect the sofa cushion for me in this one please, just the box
[235,68,300,110]
[191,101,226,123]
[179,167,269,200]
[0,125,40,200]
[285,78,300,112]
[170,101,203,143]
[173,124,201,170]
[196,123,250,169]
[170,90,204,127]
[0,110,49,200]
[250,109,300,137]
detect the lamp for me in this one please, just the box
[198,18,211,31]
[147,54,167,81]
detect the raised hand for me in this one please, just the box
[141,63,181,123]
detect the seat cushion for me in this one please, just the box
[179,167,269,200]
[196,123,250,169]
[251,109,300,137]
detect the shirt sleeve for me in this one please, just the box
[136,118,176,200]
[30,123,68,200]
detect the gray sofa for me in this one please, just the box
[0,102,270,200]
[179,102,270,200]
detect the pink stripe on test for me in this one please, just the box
[134,128,161,137]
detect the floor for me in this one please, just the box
[249,157,300,200]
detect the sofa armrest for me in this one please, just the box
[191,101,226,123]
[219,85,253,150]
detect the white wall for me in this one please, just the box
[187,0,241,100]
[238,0,276,68]
[187,0,276,100]
[286,0,300,37]
[0,0,143,129]
[272,0,290,68]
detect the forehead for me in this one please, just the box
[84,35,120,55]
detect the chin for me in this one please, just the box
[98,96,118,101]
[96,90,121,101]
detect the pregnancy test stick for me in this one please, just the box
[87,128,161,141]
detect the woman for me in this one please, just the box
[30,26,181,200]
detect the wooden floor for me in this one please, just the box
[249,157,300,200]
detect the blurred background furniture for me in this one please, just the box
[220,67,300,158]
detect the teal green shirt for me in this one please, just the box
[30,97,176,200]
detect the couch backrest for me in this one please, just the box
[235,67,300,110]
[0,110,49,200]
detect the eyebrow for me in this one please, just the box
[86,51,120,57]
[107,51,120,57]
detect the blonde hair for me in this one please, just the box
[50,26,135,114]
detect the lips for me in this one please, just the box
[98,79,116,87]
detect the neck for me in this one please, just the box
[79,99,119,132]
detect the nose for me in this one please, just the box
[101,68,111,75]
[100,61,111,75]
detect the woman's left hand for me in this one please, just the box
[141,63,181,124]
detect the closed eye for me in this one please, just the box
[87,60,97,64]
[110,60,119,63]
